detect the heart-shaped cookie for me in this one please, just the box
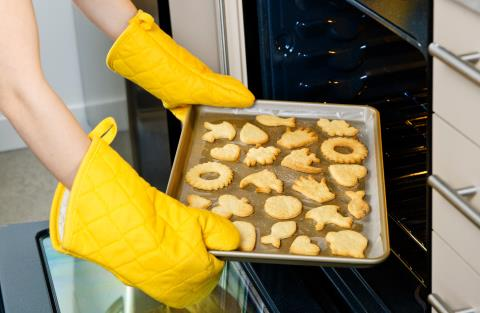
[328,164,367,187]
[289,235,320,256]
[210,143,241,161]
[240,122,269,145]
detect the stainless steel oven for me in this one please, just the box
[0,222,278,313]
[0,1,434,312]
[165,0,432,312]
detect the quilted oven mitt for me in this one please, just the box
[106,10,255,122]
[49,117,240,308]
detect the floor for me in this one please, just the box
[0,131,133,226]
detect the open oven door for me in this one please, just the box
[167,0,431,312]
[0,222,279,313]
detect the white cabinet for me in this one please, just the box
[430,0,480,312]
[431,232,480,313]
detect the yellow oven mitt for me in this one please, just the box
[49,117,240,308]
[106,10,255,122]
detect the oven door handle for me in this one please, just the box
[428,293,477,313]
[429,42,480,86]
[428,175,479,229]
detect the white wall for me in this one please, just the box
[72,6,128,129]
[0,1,128,152]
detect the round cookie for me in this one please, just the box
[264,195,302,220]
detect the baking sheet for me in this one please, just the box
[167,100,389,266]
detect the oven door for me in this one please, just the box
[0,222,278,313]
[167,0,431,312]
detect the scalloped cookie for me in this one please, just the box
[185,162,233,191]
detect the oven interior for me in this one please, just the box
[243,0,430,311]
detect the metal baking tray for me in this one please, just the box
[166,100,389,267]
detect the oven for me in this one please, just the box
[0,1,437,312]
[166,0,432,312]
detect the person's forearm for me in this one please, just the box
[72,0,137,40]
[0,0,90,189]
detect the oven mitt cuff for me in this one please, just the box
[49,117,240,308]
[105,10,255,122]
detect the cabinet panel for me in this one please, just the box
[432,232,480,312]
[432,114,480,274]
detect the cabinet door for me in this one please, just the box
[431,232,480,313]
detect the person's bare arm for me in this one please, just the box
[0,0,137,188]
[0,0,90,189]
[72,0,137,40]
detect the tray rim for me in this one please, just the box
[166,99,390,267]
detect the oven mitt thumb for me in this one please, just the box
[49,117,240,308]
[106,10,255,123]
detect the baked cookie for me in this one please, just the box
[256,114,296,127]
[211,194,254,219]
[321,137,368,164]
[277,128,318,149]
[329,164,367,187]
[202,121,236,143]
[186,195,212,210]
[210,143,241,162]
[289,236,320,256]
[305,205,353,231]
[239,169,283,193]
[261,221,297,248]
[243,146,281,167]
[317,119,359,137]
[281,148,321,174]
[345,191,370,219]
[185,162,233,191]
[292,176,335,203]
[240,123,269,145]
[264,195,303,220]
[325,230,368,258]
[233,221,256,252]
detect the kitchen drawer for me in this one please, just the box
[432,114,480,274]
[431,232,480,313]
[432,56,480,146]
[434,0,480,54]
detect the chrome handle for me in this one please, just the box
[429,42,480,86]
[428,294,477,313]
[428,175,479,229]
[216,0,230,75]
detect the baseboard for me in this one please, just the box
[0,98,127,152]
